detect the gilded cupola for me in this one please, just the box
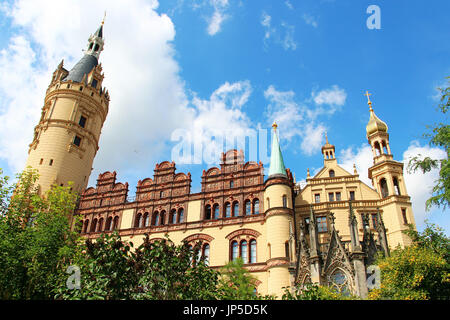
[365,91,388,137]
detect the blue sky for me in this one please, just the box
[0,0,448,234]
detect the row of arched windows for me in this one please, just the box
[82,216,119,234]
[204,199,260,220]
[231,239,257,264]
[135,208,185,228]
[379,176,402,198]
[187,239,258,265]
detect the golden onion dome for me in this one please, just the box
[364,91,388,136]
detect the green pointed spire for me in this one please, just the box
[268,122,287,177]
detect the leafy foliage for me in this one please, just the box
[0,168,79,299]
[56,234,220,300]
[407,77,450,210]
[282,283,356,300]
[216,258,274,300]
[369,223,450,300]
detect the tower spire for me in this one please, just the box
[64,20,105,83]
[268,122,287,177]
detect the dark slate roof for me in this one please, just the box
[64,54,98,83]
[94,25,103,38]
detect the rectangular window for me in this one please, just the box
[230,180,234,188]
[328,192,334,202]
[49,159,53,166]
[336,192,341,201]
[371,213,378,228]
[39,158,43,165]
[349,191,355,201]
[402,208,408,224]
[79,116,87,128]
[316,216,328,233]
[314,194,320,203]
[91,79,98,89]
[73,135,82,147]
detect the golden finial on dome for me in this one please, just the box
[364,90,373,110]
[272,121,278,130]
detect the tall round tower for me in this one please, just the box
[264,122,295,297]
[24,21,110,194]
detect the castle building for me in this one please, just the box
[24,21,110,195]
[25,23,416,298]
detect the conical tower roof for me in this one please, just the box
[268,122,287,177]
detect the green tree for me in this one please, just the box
[0,168,79,299]
[369,223,450,300]
[56,234,221,300]
[216,258,274,300]
[55,232,138,300]
[132,236,219,300]
[407,77,449,211]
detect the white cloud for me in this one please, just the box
[285,1,294,10]
[172,80,254,166]
[402,140,448,228]
[302,13,318,28]
[206,0,230,35]
[264,85,347,155]
[312,85,347,106]
[0,0,192,186]
[340,144,373,186]
[260,12,297,51]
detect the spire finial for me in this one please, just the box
[102,11,106,25]
[272,121,278,130]
[325,131,329,144]
[364,90,373,110]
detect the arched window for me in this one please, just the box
[205,205,212,220]
[160,211,166,226]
[225,202,231,218]
[213,204,220,219]
[113,216,119,230]
[253,199,259,214]
[90,219,97,233]
[329,170,335,177]
[203,243,210,266]
[393,177,401,195]
[178,208,184,223]
[382,140,388,154]
[83,220,89,233]
[135,213,142,228]
[328,269,351,296]
[250,240,257,263]
[231,241,239,261]
[233,201,239,217]
[106,217,112,231]
[380,178,389,198]
[240,240,248,263]
[245,200,251,215]
[98,218,104,232]
[144,212,149,227]
[152,211,159,226]
[170,209,177,224]
[94,43,99,52]
[374,141,382,156]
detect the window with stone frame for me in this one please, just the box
[316,216,328,233]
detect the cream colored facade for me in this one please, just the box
[24,24,109,195]
[24,24,417,298]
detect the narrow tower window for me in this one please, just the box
[49,159,53,166]
[79,116,87,128]
[73,136,82,147]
